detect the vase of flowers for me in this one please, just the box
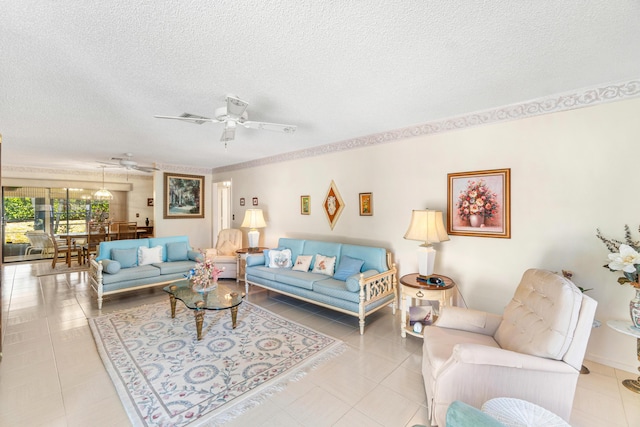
[597,226,640,329]
[456,179,499,227]
[186,254,224,293]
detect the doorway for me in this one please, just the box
[213,180,232,244]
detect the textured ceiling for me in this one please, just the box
[1,1,639,173]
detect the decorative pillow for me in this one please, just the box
[333,255,365,281]
[101,259,121,274]
[138,245,163,266]
[218,240,236,256]
[111,248,138,268]
[268,248,293,268]
[166,242,189,261]
[345,269,380,292]
[312,254,337,276]
[292,255,313,272]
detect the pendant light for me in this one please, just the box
[94,166,114,200]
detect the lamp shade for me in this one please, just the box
[403,210,449,246]
[240,209,267,229]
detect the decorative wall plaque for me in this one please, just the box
[323,180,344,230]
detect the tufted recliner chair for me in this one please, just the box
[205,228,243,279]
[421,268,597,426]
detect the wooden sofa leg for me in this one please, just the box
[359,318,365,335]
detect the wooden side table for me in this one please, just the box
[607,319,640,393]
[399,273,456,338]
[236,247,269,284]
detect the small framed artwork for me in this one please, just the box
[323,180,344,230]
[240,198,245,206]
[252,197,258,206]
[301,195,310,215]
[147,198,154,207]
[447,168,511,238]
[359,193,373,216]
[163,172,205,219]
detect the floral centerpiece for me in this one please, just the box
[456,179,499,225]
[186,253,224,292]
[597,225,640,329]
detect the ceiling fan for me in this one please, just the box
[98,153,159,173]
[154,94,297,145]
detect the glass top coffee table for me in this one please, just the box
[163,280,245,340]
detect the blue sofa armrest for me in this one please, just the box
[246,254,265,267]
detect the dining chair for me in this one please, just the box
[49,231,81,268]
[115,221,137,240]
[81,224,108,264]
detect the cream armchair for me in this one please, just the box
[421,269,597,426]
[205,229,242,279]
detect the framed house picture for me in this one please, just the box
[359,192,373,216]
[252,197,258,206]
[240,198,245,206]
[301,195,310,215]
[163,172,205,219]
[447,168,510,238]
[147,198,154,207]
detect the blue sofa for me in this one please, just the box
[245,238,397,334]
[89,235,199,309]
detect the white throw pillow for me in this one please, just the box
[268,248,293,268]
[138,245,163,266]
[312,254,336,276]
[292,255,313,272]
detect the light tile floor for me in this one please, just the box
[1,262,639,426]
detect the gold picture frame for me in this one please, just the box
[323,180,344,230]
[301,195,310,215]
[447,168,510,238]
[163,172,205,219]
[359,192,372,216]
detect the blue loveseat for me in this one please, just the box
[89,235,199,309]
[245,238,397,334]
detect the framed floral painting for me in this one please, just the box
[323,180,344,230]
[359,193,372,216]
[447,168,510,238]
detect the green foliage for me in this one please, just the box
[4,198,35,221]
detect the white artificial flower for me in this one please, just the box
[608,244,640,273]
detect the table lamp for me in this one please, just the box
[241,209,266,249]
[403,209,449,278]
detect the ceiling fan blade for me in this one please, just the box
[239,120,297,134]
[96,161,120,167]
[132,165,158,173]
[226,96,249,119]
[154,113,219,125]
[220,121,236,142]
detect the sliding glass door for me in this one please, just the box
[2,187,110,263]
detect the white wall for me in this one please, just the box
[213,97,640,372]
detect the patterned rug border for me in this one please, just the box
[89,300,347,427]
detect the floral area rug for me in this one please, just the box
[89,300,345,427]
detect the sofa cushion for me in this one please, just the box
[313,278,361,303]
[333,255,365,281]
[95,238,150,262]
[292,255,313,272]
[273,270,331,290]
[268,248,293,268]
[111,248,138,268]
[166,242,189,261]
[148,236,190,261]
[494,269,583,360]
[345,269,380,292]
[246,266,279,282]
[101,264,161,285]
[152,260,196,275]
[138,245,163,266]
[101,259,121,274]
[312,254,336,276]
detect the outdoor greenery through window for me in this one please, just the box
[3,187,110,262]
